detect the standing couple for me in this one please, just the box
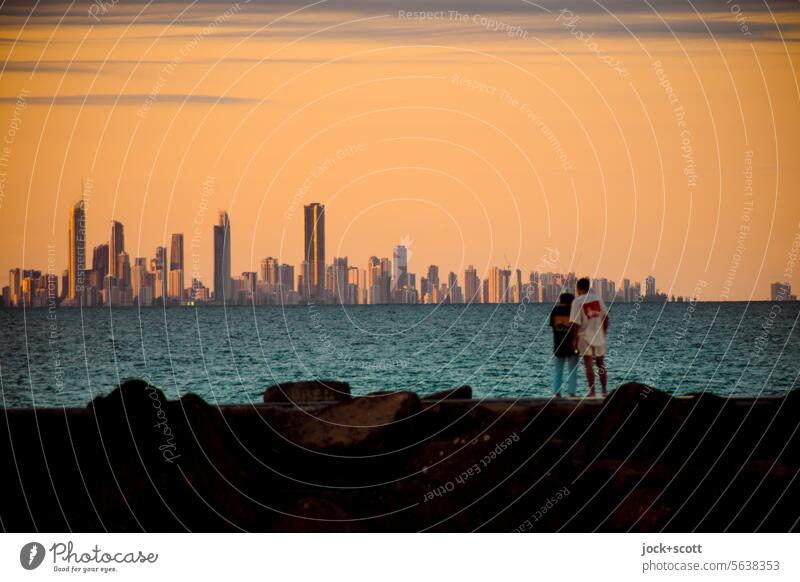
[549,277,609,398]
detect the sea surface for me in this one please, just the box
[1,302,798,407]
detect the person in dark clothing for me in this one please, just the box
[550,292,578,397]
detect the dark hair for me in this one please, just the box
[559,292,574,305]
[577,277,590,292]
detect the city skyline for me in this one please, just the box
[3,197,795,308]
[1,3,799,302]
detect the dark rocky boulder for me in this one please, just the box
[422,385,473,401]
[263,380,351,403]
[2,380,798,532]
[279,391,421,452]
[87,380,252,531]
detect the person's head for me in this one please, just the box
[559,292,574,306]
[576,278,590,296]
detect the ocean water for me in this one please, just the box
[0,302,797,408]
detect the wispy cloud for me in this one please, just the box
[0,93,261,106]
[0,0,797,42]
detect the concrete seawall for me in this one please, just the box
[1,381,798,532]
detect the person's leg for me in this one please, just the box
[553,356,564,397]
[566,354,578,396]
[597,356,607,396]
[583,355,595,396]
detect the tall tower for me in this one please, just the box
[169,233,184,300]
[68,199,86,301]
[303,203,325,301]
[427,265,439,292]
[109,220,124,279]
[464,265,479,304]
[214,211,232,301]
[170,233,184,271]
[392,245,408,295]
[645,275,656,298]
[92,244,109,281]
[153,246,168,300]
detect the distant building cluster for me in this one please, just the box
[3,197,756,308]
[770,282,797,302]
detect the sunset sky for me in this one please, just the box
[1,0,798,300]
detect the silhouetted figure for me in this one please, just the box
[550,292,578,397]
[570,277,609,397]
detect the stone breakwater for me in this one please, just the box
[0,380,798,532]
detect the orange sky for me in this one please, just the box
[1,1,798,299]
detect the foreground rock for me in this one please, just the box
[1,381,798,532]
[422,385,473,401]
[263,380,351,403]
[279,391,420,451]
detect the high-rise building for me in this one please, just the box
[116,252,131,290]
[8,268,21,306]
[303,203,325,301]
[771,282,794,302]
[332,257,349,303]
[92,244,109,281]
[241,271,257,301]
[513,269,522,303]
[447,272,463,304]
[109,220,124,279]
[367,256,380,304]
[392,245,408,294]
[152,246,167,300]
[260,257,279,287]
[279,264,294,292]
[488,267,511,303]
[645,275,656,298]
[427,265,439,292]
[169,234,184,301]
[68,200,86,301]
[170,233,184,272]
[132,257,148,303]
[346,266,360,305]
[464,266,479,304]
[358,269,368,304]
[214,211,232,301]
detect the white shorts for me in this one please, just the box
[578,339,606,358]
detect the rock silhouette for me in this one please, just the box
[0,381,798,532]
[263,380,351,403]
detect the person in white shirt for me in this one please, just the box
[569,277,609,397]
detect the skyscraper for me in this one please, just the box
[260,257,279,288]
[279,264,294,292]
[332,256,349,303]
[645,275,656,298]
[303,203,325,301]
[427,265,439,293]
[92,244,109,281]
[132,257,147,301]
[214,211,232,301]
[153,246,167,300]
[116,251,131,290]
[464,265,479,304]
[169,233,184,300]
[488,267,511,303]
[170,233,184,271]
[367,256,380,304]
[771,282,793,301]
[68,199,86,301]
[392,245,408,295]
[109,220,124,279]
